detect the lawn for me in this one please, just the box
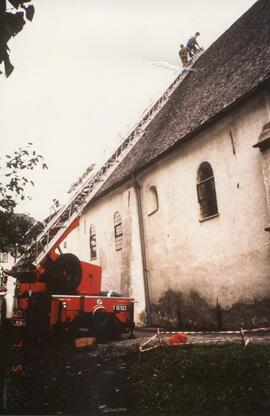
[129,343,270,415]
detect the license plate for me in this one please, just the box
[114,304,128,312]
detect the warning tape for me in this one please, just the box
[159,327,270,335]
[139,327,270,354]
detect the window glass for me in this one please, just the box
[89,224,97,260]
[197,162,218,219]
[114,212,123,251]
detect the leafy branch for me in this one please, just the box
[0,143,47,213]
[0,0,35,77]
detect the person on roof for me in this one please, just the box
[186,32,200,58]
[179,44,189,67]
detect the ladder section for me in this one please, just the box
[15,50,204,270]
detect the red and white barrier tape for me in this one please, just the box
[159,327,270,335]
[139,327,270,353]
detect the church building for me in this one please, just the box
[61,0,270,330]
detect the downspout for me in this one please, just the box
[253,89,270,231]
[133,175,152,326]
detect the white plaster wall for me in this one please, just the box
[138,92,270,309]
[60,184,146,322]
[59,91,270,319]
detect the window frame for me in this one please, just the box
[197,162,219,221]
[114,212,123,251]
[147,185,159,216]
[89,224,97,260]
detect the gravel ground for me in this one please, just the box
[1,323,270,415]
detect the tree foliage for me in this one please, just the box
[0,142,47,212]
[0,143,47,253]
[0,0,35,77]
[0,212,44,255]
[0,2,44,254]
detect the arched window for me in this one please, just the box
[89,224,97,260]
[114,212,123,251]
[197,162,218,219]
[147,185,159,215]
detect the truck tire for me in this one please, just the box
[93,307,110,327]
[53,253,82,294]
[93,308,121,342]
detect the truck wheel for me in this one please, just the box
[53,253,82,294]
[93,308,110,342]
[93,307,110,327]
[93,308,121,342]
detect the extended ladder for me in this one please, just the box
[15,50,204,270]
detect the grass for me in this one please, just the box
[129,343,270,415]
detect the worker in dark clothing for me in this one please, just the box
[186,32,200,58]
[179,44,189,67]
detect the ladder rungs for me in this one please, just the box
[15,50,204,268]
[53,222,66,228]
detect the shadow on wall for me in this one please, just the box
[140,289,270,331]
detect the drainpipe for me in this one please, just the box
[253,90,270,231]
[133,175,152,326]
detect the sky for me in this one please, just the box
[0,0,256,220]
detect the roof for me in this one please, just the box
[93,0,270,201]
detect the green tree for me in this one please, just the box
[0,143,47,253]
[0,0,35,77]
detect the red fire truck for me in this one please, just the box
[6,248,134,343]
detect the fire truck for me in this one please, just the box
[5,221,134,343]
[6,252,134,342]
